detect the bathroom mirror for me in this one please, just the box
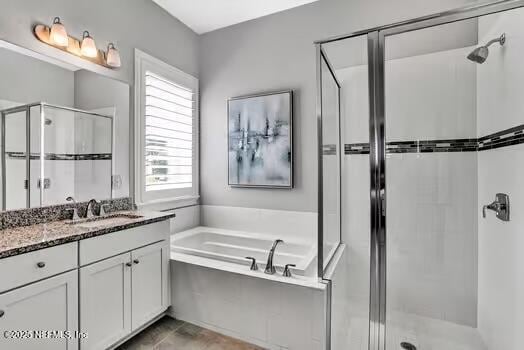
[0,40,130,210]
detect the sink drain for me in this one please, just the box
[400,342,417,350]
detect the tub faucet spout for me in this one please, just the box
[264,239,284,275]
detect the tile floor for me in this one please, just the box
[117,316,265,350]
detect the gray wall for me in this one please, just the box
[0,47,74,106]
[0,0,199,210]
[0,0,199,85]
[199,0,478,212]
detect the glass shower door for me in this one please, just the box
[316,2,524,349]
[382,17,485,350]
[319,47,341,274]
[41,105,112,206]
[3,108,28,209]
[319,33,371,350]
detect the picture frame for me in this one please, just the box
[227,90,293,188]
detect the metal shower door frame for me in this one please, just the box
[316,44,343,280]
[0,102,114,210]
[315,0,524,349]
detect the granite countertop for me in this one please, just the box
[0,210,176,260]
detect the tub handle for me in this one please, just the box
[245,257,258,271]
[283,264,296,277]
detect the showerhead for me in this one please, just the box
[467,46,489,64]
[467,33,506,64]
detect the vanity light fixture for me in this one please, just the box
[80,31,98,58]
[33,17,121,69]
[105,43,121,68]
[49,17,68,47]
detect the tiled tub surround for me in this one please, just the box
[170,261,327,350]
[200,205,317,244]
[0,199,175,259]
[170,206,326,349]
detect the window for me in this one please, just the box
[135,50,199,207]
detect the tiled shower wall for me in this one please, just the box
[477,8,524,350]
[337,46,479,326]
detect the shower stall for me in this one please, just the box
[316,1,524,349]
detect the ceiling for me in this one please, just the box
[152,0,320,34]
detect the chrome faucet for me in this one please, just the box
[264,239,283,275]
[86,199,99,218]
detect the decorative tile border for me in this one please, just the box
[387,139,478,153]
[322,144,337,155]
[478,124,524,151]
[0,197,135,230]
[6,152,112,161]
[344,124,524,155]
[345,143,370,154]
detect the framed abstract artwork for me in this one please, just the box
[228,90,293,188]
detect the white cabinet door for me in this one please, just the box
[80,252,131,350]
[131,241,169,330]
[0,270,78,350]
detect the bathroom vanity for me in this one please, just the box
[0,14,178,350]
[0,206,175,350]
[0,26,153,350]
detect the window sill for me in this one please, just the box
[136,195,200,212]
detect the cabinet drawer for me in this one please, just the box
[0,270,78,350]
[0,243,78,293]
[79,221,169,266]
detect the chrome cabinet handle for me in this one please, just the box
[245,257,258,271]
[133,259,140,264]
[36,262,46,268]
[283,264,296,277]
[125,262,132,267]
[0,310,4,318]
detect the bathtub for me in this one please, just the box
[169,226,327,349]
[171,226,317,277]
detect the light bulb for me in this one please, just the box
[80,31,98,58]
[106,43,121,68]
[50,17,68,47]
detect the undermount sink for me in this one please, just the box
[66,213,144,228]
